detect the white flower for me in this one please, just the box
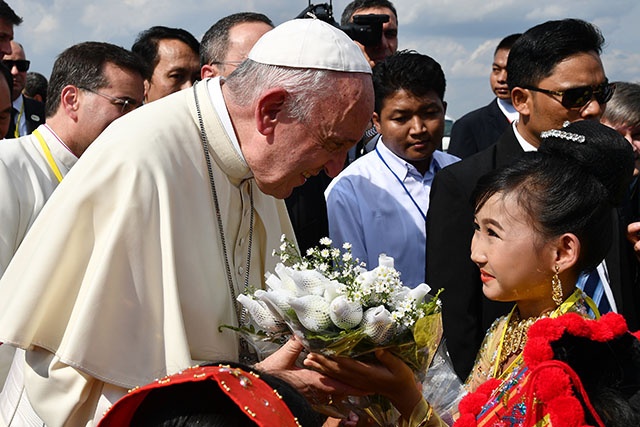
[320,249,330,258]
[319,237,332,246]
[280,234,287,243]
[306,248,315,256]
[342,242,352,250]
[342,252,353,262]
[279,242,287,252]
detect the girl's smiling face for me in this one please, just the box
[471,191,557,305]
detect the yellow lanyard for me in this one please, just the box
[13,102,23,138]
[33,129,63,183]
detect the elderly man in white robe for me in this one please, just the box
[0,18,374,426]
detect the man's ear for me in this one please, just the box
[60,85,80,120]
[143,79,151,103]
[256,88,287,136]
[201,64,219,80]
[372,112,381,134]
[511,87,531,116]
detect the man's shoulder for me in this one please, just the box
[454,101,495,124]
[433,150,460,168]
[438,143,498,183]
[0,134,36,162]
[23,96,45,117]
[326,153,374,194]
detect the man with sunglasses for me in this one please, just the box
[426,18,637,382]
[2,40,44,138]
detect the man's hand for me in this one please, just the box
[255,337,367,405]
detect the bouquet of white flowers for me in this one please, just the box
[230,236,443,425]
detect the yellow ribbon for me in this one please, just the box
[33,129,63,183]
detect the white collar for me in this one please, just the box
[512,121,538,152]
[206,77,247,167]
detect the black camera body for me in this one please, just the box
[295,2,389,47]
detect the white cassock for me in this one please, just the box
[0,124,78,276]
[0,79,295,426]
[0,124,78,400]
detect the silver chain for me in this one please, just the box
[193,82,255,362]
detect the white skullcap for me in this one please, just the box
[248,18,372,74]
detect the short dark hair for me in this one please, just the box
[200,12,273,67]
[0,1,22,26]
[340,0,397,26]
[506,19,604,91]
[24,71,48,104]
[46,42,146,117]
[494,33,522,55]
[473,120,634,272]
[602,81,640,131]
[372,50,445,114]
[132,26,199,80]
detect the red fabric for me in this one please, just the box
[454,313,635,427]
[97,365,300,427]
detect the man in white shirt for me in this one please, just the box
[326,51,458,288]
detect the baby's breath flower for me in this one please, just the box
[342,242,352,250]
[320,249,330,258]
[306,248,315,256]
[280,234,286,243]
[319,237,332,246]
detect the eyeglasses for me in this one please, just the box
[522,81,615,109]
[2,59,30,72]
[209,60,244,68]
[78,87,138,114]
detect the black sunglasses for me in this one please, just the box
[2,59,30,72]
[522,81,615,109]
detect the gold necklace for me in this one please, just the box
[499,311,549,367]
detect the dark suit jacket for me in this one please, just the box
[426,126,519,380]
[447,99,510,159]
[426,125,640,380]
[285,172,332,255]
[5,95,45,138]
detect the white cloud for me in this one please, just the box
[9,0,640,118]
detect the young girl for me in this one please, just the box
[304,120,636,426]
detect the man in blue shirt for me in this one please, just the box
[325,50,458,287]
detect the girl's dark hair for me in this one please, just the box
[129,361,324,427]
[473,120,633,271]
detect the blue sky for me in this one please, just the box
[11,0,640,119]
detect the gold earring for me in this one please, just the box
[551,265,563,306]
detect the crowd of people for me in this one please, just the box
[0,0,638,426]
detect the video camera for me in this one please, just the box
[295,1,389,47]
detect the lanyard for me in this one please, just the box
[375,147,426,221]
[13,102,24,138]
[33,129,63,183]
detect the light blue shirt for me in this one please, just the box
[325,139,459,287]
